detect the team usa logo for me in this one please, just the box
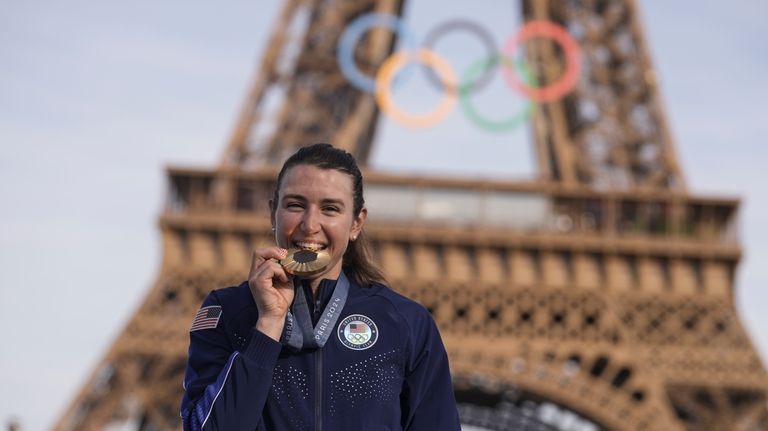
[338,314,378,350]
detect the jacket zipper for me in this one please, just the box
[314,293,323,431]
[315,348,323,431]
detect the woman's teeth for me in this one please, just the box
[294,242,326,251]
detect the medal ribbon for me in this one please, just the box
[282,272,349,350]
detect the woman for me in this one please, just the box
[181,144,460,430]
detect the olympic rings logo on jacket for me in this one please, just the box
[336,13,582,130]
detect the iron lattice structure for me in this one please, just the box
[55,0,768,429]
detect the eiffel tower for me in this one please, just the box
[55,0,768,429]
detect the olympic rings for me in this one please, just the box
[501,20,581,103]
[335,13,583,130]
[337,13,418,93]
[459,58,536,133]
[421,19,498,95]
[347,333,369,343]
[375,49,458,128]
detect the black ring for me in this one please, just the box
[421,19,499,94]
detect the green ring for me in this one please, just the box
[459,57,536,132]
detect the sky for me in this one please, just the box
[2,1,768,429]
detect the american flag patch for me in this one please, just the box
[349,323,366,333]
[190,306,223,332]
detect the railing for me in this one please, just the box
[163,168,740,245]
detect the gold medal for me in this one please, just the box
[280,248,331,277]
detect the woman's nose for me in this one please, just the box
[301,208,321,233]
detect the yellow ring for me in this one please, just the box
[375,49,458,128]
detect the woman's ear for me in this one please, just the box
[351,207,367,240]
[269,199,276,229]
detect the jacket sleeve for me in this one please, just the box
[400,308,461,430]
[180,290,282,431]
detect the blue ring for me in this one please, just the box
[337,13,418,93]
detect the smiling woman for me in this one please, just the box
[270,146,383,288]
[179,143,461,430]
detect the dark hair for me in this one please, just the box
[272,143,386,287]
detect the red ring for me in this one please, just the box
[502,21,581,102]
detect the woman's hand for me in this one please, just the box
[248,247,294,341]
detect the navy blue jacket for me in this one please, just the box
[180,273,461,430]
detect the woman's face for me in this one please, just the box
[271,164,366,281]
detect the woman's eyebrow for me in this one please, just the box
[282,195,345,207]
[320,198,345,207]
[281,194,307,201]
